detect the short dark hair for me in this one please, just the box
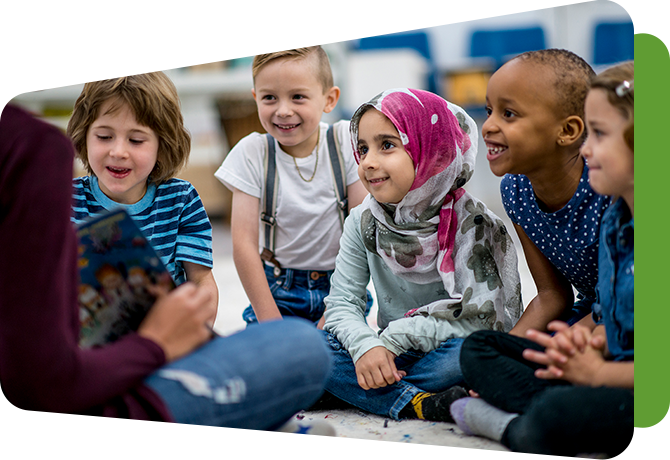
[513,49,595,121]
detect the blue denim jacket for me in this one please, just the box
[592,198,634,361]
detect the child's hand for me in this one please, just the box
[355,346,405,390]
[534,340,607,385]
[138,282,215,362]
[524,322,595,366]
[547,321,592,354]
[523,323,608,385]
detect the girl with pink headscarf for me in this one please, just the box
[320,89,521,422]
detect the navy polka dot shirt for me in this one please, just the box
[501,163,610,315]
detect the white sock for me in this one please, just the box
[216,419,335,460]
[450,397,519,442]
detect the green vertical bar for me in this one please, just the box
[635,32,670,428]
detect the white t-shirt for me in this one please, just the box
[215,120,361,271]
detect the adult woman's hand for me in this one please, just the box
[138,282,215,362]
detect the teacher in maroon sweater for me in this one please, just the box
[0,104,330,428]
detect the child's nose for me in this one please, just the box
[109,140,128,158]
[360,151,378,169]
[276,100,293,117]
[580,139,591,159]
[481,116,497,137]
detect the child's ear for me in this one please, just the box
[323,86,341,114]
[251,88,257,102]
[557,115,585,146]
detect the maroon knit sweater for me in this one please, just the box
[0,104,172,420]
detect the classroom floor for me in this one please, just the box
[209,215,532,452]
[208,148,536,450]
[205,120,620,460]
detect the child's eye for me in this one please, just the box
[484,106,492,117]
[381,141,395,150]
[96,135,111,141]
[293,94,306,101]
[129,139,145,145]
[358,145,368,156]
[261,95,276,101]
[503,109,515,118]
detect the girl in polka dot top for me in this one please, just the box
[482,49,610,337]
[450,62,634,457]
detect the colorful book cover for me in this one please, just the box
[76,208,175,348]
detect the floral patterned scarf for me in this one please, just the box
[351,89,521,331]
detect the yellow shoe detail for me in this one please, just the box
[410,392,434,420]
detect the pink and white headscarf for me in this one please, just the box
[351,89,521,331]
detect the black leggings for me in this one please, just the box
[460,330,634,457]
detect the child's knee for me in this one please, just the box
[461,330,503,361]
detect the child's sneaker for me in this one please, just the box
[276,417,336,436]
[398,385,469,422]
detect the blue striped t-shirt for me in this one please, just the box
[71,176,213,284]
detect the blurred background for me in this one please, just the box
[10,0,633,335]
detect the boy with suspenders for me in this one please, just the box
[215,46,369,327]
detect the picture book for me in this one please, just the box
[76,208,175,348]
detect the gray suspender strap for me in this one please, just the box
[261,126,348,274]
[260,134,282,275]
[326,125,349,225]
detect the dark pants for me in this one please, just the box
[460,330,634,457]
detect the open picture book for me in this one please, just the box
[76,208,175,348]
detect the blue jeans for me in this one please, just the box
[322,331,464,420]
[144,318,331,430]
[243,263,372,325]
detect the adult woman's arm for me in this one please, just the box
[0,106,203,416]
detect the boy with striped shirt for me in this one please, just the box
[69,72,218,320]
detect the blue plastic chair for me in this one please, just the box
[469,26,546,69]
[353,31,438,93]
[593,21,634,65]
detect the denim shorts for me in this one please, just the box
[243,263,372,325]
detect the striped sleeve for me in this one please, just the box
[71,176,105,224]
[151,180,213,274]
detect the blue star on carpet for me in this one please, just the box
[293,426,312,444]
[268,446,284,460]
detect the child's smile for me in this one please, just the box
[356,109,415,204]
[252,56,339,158]
[485,142,508,161]
[581,88,634,204]
[86,99,158,204]
[482,59,567,178]
[106,166,132,179]
[275,122,300,131]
